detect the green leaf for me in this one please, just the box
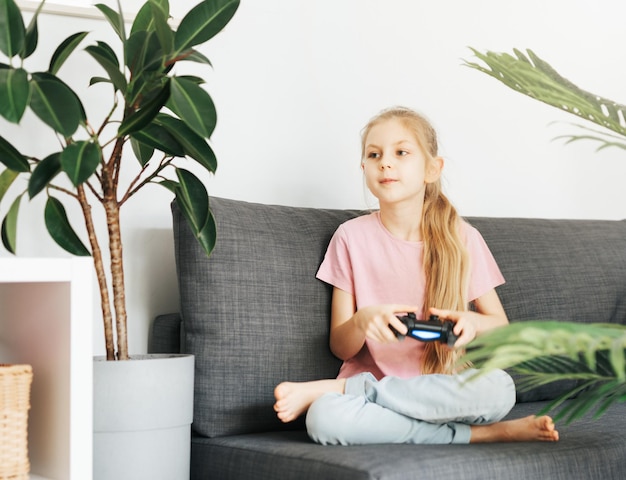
[149,0,170,19]
[131,0,170,35]
[0,168,19,202]
[0,0,25,58]
[149,0,173,55]
[20,0,45,59]
[179,49,212,66]
[0,67,30,122]
[464,48,626,139]
[29,152,61,198]
[125,30,163,75]
[158,178,178,193]
[156,113,217,172]
[130,3,153,35]
[461,320,626,423]
[44,196,91,256]
[130,137,154,166]
[49,32,89,75]
[174,0,239,54]
[118,79,170,137]
[168,76,216,138]
[85,41,127,93]
[0,133,29,171]
[95,3,126,42]
[60,141,101,186]
[174,168,215,256]
[89,76,111,87]
[611,338,626,381]
[29,72,84,137]
[175,75,206,85]
[175,168,207,230]
[1,192,22,253]
[129,122,184,156]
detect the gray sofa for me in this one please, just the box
[151,196,626,480]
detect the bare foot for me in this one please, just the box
[470,415,559,443]
[274,379,346,423]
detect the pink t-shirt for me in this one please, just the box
[316,212,505,380]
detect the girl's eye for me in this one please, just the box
[367,152,380,159]
[397,150,408,156]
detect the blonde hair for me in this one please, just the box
[361,107,470,374]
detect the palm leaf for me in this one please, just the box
[464,49,626,142]
[462,321,626,423]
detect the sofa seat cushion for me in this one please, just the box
[190,401,626,480]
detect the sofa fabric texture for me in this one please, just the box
[155,196,626,479]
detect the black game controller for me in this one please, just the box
[391,313,459,347]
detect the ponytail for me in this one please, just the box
[420,182,469,374]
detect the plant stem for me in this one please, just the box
[77,185,115,360]
[105,195,128,360]
[103,139,128,360]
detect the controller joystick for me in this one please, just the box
[391,313,459,347]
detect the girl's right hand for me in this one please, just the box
[353,304,419,344]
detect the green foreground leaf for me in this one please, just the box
[462,321,626,423]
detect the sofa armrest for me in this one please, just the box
[149,313,183,354]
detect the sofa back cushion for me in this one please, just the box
[173,197,359,437]
[467,216,626,401]
[174,197,626,437]
[467,217,626,325]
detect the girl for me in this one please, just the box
[274,106,559,445]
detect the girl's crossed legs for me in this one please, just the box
[274,369,559,445]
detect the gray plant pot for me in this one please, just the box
[93,354,194,480]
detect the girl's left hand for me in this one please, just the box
[428,308,479,348]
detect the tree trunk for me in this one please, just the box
[105,196,128,360]
[103,138,128,360]
[77,186,116,360]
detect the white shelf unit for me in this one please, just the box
[0,258,93,480]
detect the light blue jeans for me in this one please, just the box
[306,369,515,445]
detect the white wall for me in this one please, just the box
[2,0,626,355]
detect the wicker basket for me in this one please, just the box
[0,365,33,480]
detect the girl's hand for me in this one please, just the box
[429,292,508,348]
[428,308,480,348]
[353,304,419,344]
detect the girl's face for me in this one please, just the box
[361,118,441,207]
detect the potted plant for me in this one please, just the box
[0,0,240,477]
[461,48,626,423]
